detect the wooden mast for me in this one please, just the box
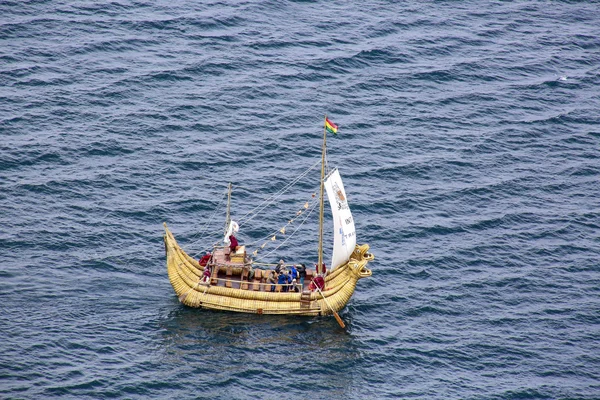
[317,116,327,275]
[317,116,346,329]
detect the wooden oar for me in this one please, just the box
[313,280,345,329]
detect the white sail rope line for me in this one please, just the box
[243,192,319,248]
[187,190,229,256]
[189,190,228,240]
[237,158,321,228]
[237,158,319,227]
[255,199,319,262]
[188,170,315,257]
[254,199,319,262]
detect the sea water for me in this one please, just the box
[1,1,599,398]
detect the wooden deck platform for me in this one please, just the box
[208,247,315,292]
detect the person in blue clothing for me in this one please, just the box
[290,265,298,281]
[287,270,293,291]
[277,270,289,292]
[290,265,299,292]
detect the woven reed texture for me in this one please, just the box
[164,224,374,315]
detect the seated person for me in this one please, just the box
[201,266,211,283]
[309,275,325,291]
[199,251,212,267]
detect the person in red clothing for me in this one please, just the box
[316,262,327,275]
[199,251,211,267]
[309,275,325,291]
[201,265,212,283]
[229,234,239,253]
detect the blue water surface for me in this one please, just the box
[1,1,599,399]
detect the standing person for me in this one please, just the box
[275,259,284,274]
[287,271,294,292]
[290,265,299,292]
[229,234,239,253]
[267,270,277,292]
[297,263,306,289]
[278,270,289,292]
[290,265,298,281]
[316,262,327,276]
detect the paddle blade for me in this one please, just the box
[333,312,346,329]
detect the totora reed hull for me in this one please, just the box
[164,223,373,316]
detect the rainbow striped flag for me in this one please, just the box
[325,117,338,135]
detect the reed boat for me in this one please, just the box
[163,117,374,325]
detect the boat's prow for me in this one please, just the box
[163,223,374,316]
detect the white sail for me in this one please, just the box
[324,168,356,270]
[223,220,239,245]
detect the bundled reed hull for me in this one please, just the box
[164,120,374,318]
[164,225,373,316]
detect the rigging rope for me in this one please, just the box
[254,198,319,262]
[243,191,319,248]
[188,189,228,257]
[237,158,320,228]
[187,155,325,259]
